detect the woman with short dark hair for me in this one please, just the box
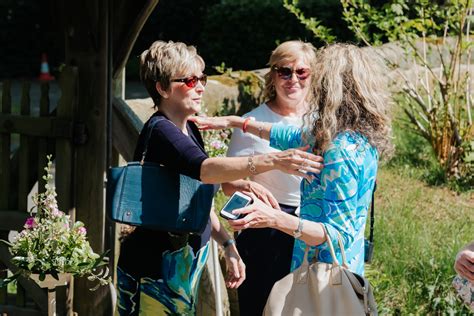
[116,40,324,315]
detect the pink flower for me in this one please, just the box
[210,140,224,149]
[78,227,87,235]
[51,208,63,217]
[24,217,37,229]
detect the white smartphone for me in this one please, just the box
[219,192,252,220]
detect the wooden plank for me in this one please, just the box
[0,247,47,313]
[0,305,42,316]
[112,0,159,78]
[18,81,30,213]
[37,82,50,194]
[55,66,77,316]
[67,0,112,312]
[0,114,73,138]
[0,211,28,231]
[15,81,31,308]
[55,66,76,219]
[0,80,12,306]
[111,97,141,161]
[0,80,12,210]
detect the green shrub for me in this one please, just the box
[200,0,353,71]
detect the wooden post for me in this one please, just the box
[16,81,31,307]
[38,82,50,193]
[55,66,78,316]
[0,80,12,306]
[64,0,111,314]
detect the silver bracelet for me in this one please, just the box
[258,122,264,139]
[223,238,236,248]
[248,155,257,175]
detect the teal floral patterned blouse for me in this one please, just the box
[270,123,378,276]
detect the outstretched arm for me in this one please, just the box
[189,115,272,140]
[200,146,321,184]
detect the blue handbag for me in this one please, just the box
[106,118,213,234]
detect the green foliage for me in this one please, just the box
[199,0,351,71]
[125,0,354,77]
[341,0,468,45]
[387,116,446,186]
[213,62,233,76]
[283,0,337,43]
[342,0,474,186]
[200,1,312,71]
[285,0,474,186]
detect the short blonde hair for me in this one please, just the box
[139,40,205,107]
[263,40,317,102]
[304,43,393,157]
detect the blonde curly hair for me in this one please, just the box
[304,43,393,157]
[263,40,317,102]
[139,40,205,107]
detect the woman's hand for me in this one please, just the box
[455,247,474,282]
[188,115,240,130]
[223,245,246,288]
[242,181,280,210]
[228,194,280,231]
[269,145,324,181]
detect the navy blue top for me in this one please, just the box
[118,112,212,280]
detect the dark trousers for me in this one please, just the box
[237,204,296,316]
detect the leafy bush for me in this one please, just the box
[200,0,351,70]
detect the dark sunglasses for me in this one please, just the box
[171,74,207,88]
[272,66,311,80]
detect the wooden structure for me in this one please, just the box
[0,0,160,314]
[0,71,77,315]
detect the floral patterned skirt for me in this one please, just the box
[117,243,209,315]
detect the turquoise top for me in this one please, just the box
[270,123,378,275]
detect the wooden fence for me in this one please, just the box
[0,67,78,315]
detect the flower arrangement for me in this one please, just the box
[0,155,110,290]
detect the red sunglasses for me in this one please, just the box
[171,74,207,88]
[272,66,311,80]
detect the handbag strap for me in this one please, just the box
[322,225,349,268]
[140,116,162,164]
[368,180,376,244]
[301,225,349,268]
[138,116,191,246]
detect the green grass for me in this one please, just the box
[368,167,473,314]
[366,109,474,314]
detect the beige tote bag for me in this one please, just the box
[263,228,377,316]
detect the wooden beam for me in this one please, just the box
[112,0,160,78]
[0,80,12,305]
[55,66,78,316]
[64,0,112,313]
[0,114,73,138]
[111,97,142,161]
[0,305,42,316]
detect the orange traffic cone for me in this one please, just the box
[38,53,55,81]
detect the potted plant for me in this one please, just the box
[0,155,110,292]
